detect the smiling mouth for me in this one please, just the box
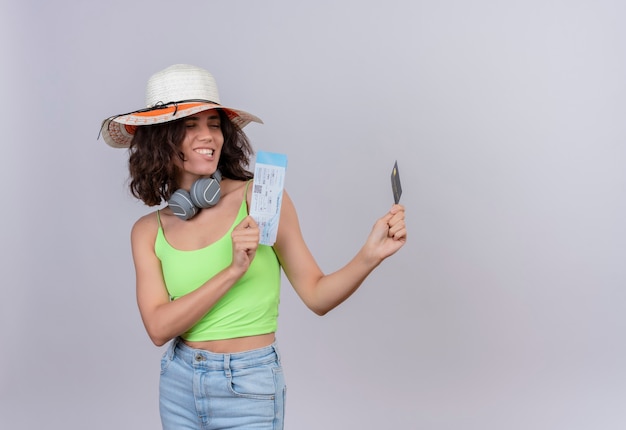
[195,149,214,156]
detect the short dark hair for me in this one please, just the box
[128,109,254,206]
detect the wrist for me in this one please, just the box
[224,264,246,283]
[358,244,383,270]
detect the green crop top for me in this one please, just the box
[155,182,281,341]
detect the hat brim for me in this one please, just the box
[100,102,262,148]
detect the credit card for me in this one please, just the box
[391,160,402,204]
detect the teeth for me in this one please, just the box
[196,149,214,155]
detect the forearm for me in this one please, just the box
[142,266,242,346]
[307,246,382,315]
[275,193,407,317]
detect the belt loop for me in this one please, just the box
[167,337,179,361]
[273,342,281,364]
[223,354,231,377]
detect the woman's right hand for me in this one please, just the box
[230,215,260,276]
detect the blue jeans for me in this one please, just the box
[159,338,286,430]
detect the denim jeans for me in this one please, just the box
[159,338,286,430]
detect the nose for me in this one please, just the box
[198,122,213,140]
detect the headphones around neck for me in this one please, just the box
[168,170,222,220]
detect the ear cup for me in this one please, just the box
[167,170,222,220]
[190,177,221,209]
[168,189,199,220]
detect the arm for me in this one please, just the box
[273,191,407,316]
[131,213,260,346]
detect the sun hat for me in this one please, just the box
[100,64,263,148]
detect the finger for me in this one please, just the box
[388,205,405,223]
[387,215,406,238]
[233,236,259,248]
[390,224,407,240]
[389,204,405,215]
[232,226,260,238]
[380,211,395,225]
[233,221,260,239]
[232,240,258,259]
[232,238,260,253]
[390,205,405,219]
[382,205,405,224]
[387,213,405,230]
[374,213,397,238]
[235,215,258,230]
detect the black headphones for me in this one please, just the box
[168,170,222,220]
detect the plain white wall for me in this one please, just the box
[2,0,625,429]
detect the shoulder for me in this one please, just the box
[221,178,249,196]
[220,178,253,207]
[238,180,295,214]
[280,189,296,214]
[275,189,299,235]
[131,210,160,245]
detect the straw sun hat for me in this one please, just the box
[100,64,263,148]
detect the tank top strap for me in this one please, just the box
[244,179,253,214]
[156,209,162,228]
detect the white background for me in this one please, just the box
[1,1,625,429]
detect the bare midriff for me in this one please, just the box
[183,332,276,353]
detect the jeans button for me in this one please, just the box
[195,354,205,361]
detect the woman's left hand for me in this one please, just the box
[364,204,407,263]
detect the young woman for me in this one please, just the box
[100,64,407,430]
